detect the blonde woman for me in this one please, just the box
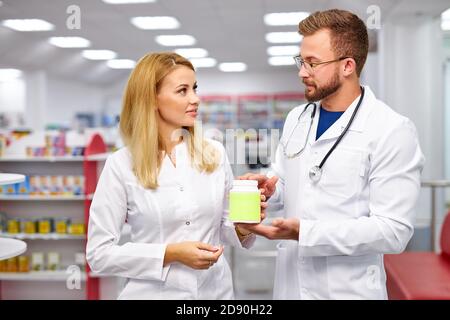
[86,52,255,300]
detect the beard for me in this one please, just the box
[303,70,341,102]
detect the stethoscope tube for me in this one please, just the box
[317,86,365,170]
[282,86,365,183]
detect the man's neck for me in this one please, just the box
[321,82,361,112]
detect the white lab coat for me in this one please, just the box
[269,86,425,300]
[86,139,254,300]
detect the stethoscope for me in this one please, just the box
[281,86,365,183]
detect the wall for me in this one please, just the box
[0,77,25,113]
[46,76,104,128]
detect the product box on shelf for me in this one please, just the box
[31,252,44,271]
[47,252,60,271]
[16,176,30,194]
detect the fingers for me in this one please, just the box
[236,223,279,240]
[238,173,269,187]
[196,242,220,252]
[265,176,279,195]
[237,173,254,180]
[267,176,279,186]
[199,245,223,269]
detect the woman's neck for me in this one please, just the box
[159,124,183,155]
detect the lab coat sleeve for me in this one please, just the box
[219,146,256,249]
[298,120,425,256]
[86,156,170,281]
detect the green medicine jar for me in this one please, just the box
[229,180,261,223]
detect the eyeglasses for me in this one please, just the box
[293,56,350,74]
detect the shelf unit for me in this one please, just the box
[0,133,107,300]
[0,233,85,240]
[199,95,238,133]
[0,271,87,281]
[0,195,90,201]
[272,93,306,132]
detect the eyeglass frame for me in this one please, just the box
[293,55,351,73]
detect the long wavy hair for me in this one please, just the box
[119,52,220,189]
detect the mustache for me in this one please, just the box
[303,80,315,86]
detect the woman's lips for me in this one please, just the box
[186,110,197,117]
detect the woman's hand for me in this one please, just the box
[164,242,224,269]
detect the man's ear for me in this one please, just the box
[343,58,357,77]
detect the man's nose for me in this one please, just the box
[298,63,309,78]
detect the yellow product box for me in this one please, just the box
[23,219,37,234]
[0,259,5,272]
[38,218,52,234]
[7,219,20,234]
[68,223,85,235]
[6,257,17,272]
[54,218,70,234]
[18,256,29,273]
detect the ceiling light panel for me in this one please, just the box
[2,19,54,31]
[155,35,196,46]
[265,32,302,44]
[264,12,310,26]
[49,37,91,48]
[82,50,117,60]
[131,16,180,30]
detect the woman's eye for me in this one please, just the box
[178,88,187,95]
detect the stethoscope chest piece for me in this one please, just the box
[309,165,322,183]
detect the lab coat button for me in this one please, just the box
[179,186,184,191]
[185,221,190,226]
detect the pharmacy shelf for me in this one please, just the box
[0,194,93,201]
[0,233,85,240]
[0,271,87,281]
[0,153,110,162]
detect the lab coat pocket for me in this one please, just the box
[319,147,364,199]
[273,241,300,300]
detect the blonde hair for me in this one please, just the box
[119,52,220,189]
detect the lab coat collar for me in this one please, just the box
[315,85,375,142]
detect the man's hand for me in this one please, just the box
[235,218,300,241]
[238,173,278,200]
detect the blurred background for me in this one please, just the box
[0,0,449,300]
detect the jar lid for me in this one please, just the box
[232,179,258,187]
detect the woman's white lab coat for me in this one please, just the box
[269,86,425,300]
[86,139,254,299]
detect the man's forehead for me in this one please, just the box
[300,29,333,59]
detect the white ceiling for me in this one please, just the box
[1,0,449,86]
